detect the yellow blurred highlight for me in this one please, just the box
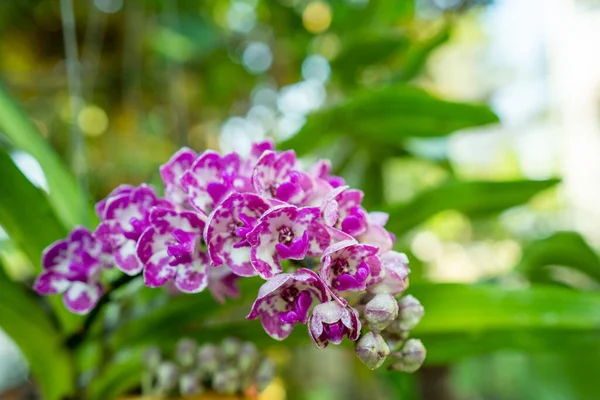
[78,105,109,137]
[258,378,286,400]
[311,33,341,60]
[302,1,332,34]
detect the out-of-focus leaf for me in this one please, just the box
[0,148,79,330]
[0,83,94,228]
[110,278,263,350]
[409,283,600,363]
[517,231,600,284]
[87,352,143,400]
[280,85,499,155]
[392,24,451,82]
[332,33,409,82]
[0,148,67,270]
[0,275,74,400]
[421,329,600,364]
[385,179,559,235]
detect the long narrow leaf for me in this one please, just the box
[517,231,600,284]
[280,84,499,155]
[0,83,94,228]
[0,147,79,330]
[0,275,75,400]
[384,179,560,235]
[409,283,600,363]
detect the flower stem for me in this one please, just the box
[65,274,136,349]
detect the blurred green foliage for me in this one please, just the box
[0,0,598,399]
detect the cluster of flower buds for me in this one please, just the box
[355,294,425,371]
[142,337,275,397]
[33,140,425,370]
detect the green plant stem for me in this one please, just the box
[65,274,136,349]
[60,0,88,202]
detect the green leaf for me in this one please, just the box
[0,82,94,228]
[110,278,263,350]
[0,148,68,270]
[517,231,600,284]
[384,179,559,235]
[0,147,79,330]
[409,283,600,363]
[280,85,499,155]
[87,352,143,400]
[332,33,409,82]
[392,24,451,82]
[0,274,75,400]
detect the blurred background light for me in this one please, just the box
[242,42,273,74]
[93,0,123,14]
[227,0,257,33]
[277,81,326,116]
[77,105,109,137]
[302,1,333,34]
[301,54,331,84]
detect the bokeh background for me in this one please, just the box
[2,0,600,399]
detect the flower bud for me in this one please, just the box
[156,361,179,391]
[255,359,275,392]
[238,342,259,373]
[395,295,424,331]
[221,337,242,361]
[175,338,198,368]
[364,293,399,332]
[389,339,426,373]
[179,372,202,396]
[213,367,241,394]
[142,347,161,371]
[355,331,390,370]
[197,344,220,374]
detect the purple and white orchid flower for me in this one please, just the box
[320,240,384,292]
[137,207,209,293]
[34,227,108,314]
[95,184,171,275]
[204,192,270,277]
[246,205,334,279]
[308,300,361,349]
[247,268,328,340]
[160,147,197,207]
[34,141,423,371]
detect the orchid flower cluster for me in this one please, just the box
[143,337,275,397]
[34,140,425,370]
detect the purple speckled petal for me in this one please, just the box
[41,239,69,271]
[204,193,270,276]
[276,181,300,203]
[358,224,394,254]
[247,268,329,340]
[63,282,103,315]
[320,242,380,292]
[137,226,173,285]
[174,253,209,293]
[180,151,228,215]
[252,150,311,204]
[138,207,206,288]
[34,270,70,295]
[115,240,144,275]
[160,147,197,206]
[368,251,410,295]
[275,231,309,260]
[251,140,275,158]
[318,186,348,226]
[94,184,135,219]
[208,265,241,303]
[369,212,389,227]
[308,301,361,349]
